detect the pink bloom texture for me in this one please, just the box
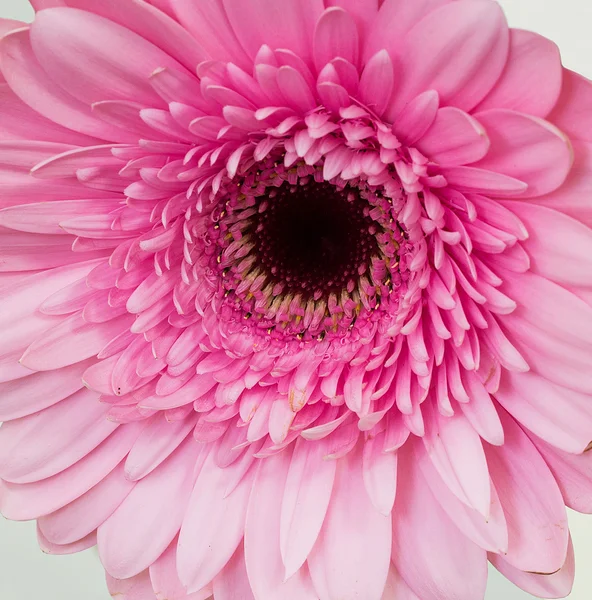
[1,0,592,598]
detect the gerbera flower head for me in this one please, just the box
[0,0,591,599]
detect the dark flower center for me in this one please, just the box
[199,156,407,343]
[252,181,380,299]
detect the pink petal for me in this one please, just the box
[548,69,592,143]
[244,450,318,600]
[364,0,448,63]
[20,312,133,371]
[30,8,183,108]
[223,0,322,66]
[106,571,157,600]
[535,140,592,228]
[489,537,575,599]
[0,83,94,145]
[380,566,422,600]
[124,414,195,481]
[495,372,592,454]
[98,437,199,579]
[416,442,508,553]
[0,361,90,421]
[280,438,336,579]
[416,107,490,166]
[177,448,254,594]
[504,202,592,288]
[392,90,439,146]
[474,109,573,198]
[65,0,206,71]
[30,0,66,8]
[386,0,509,119]
[212,545,255,600]
[277,66,317,112]
[0,28,128,142]
[0,423,141,521]
[37,526,97,555]
[327,0,378,40]
[362,430,398,516]
[38,459,135,545]
[500,270,592,353]
[532,437,592,514]
[476,29,562,118]
[422,406,491,517]
[358,49,394,118]
[313,7,359,72]
[485,410,569,573]
[391,443,488,600]
[150,538,213,600]
[0,388,118,484]
[308,444,391,600]
[442,164,528,197]
[171,0,251,69]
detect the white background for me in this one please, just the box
[0,0,591,598]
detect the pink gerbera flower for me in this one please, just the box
[1,0,592,598]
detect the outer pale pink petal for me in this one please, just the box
[548,69,592,143]
[380,566,421,600]
[416,107,490,166]
[177,448,255,594]
[386,0,509,120]
[474,110,573,198]
[106,571,158,600]
[423,407,491,517]
[0,361,91,422]
[0,389,118,484]
[417,443,508,553]
[0,199,121,235]
[212,545,254,600]
[307,445,391,600]
[503,202,592,288]
[223,0,322,66]
[313,7,359,72]
[0,19,26,38]
[0,29,137,143]
[532,437,592,514]
[37,527,97,555]
[30,0,65,8]
[364,0,447,62]
[38,460,135,545]
[98,437,200,580]
[280,438,336,579]
[362,431,398,516]
[0,423,141,521]
[29,8,185,108]
[358,50,394,118]
[485,410,569,574]
[535,140,592,228]
[500,270,592,353]
[20,312,133,371]
[476,29,562,117]
[150,540,213,600]
[489,538,575,600]
[244,449,318,600]
[124,414,195,480]
[391,444,488,600]
[171,0,251,69]
[145,0,177,19]
[64,0,206,71]
[495,370,592,454]
[0,84,95,144]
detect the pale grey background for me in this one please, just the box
[0,0,591,598]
